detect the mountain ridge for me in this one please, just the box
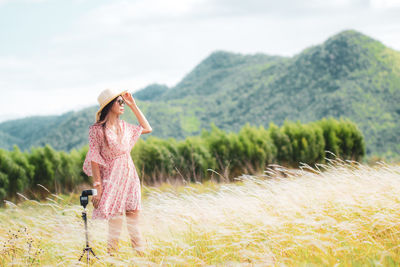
[1,29,399,157]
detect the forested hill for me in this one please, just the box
[1,29,399,157]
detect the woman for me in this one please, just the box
[82,88,152,256]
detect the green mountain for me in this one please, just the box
[134,83,169,101]
[0,115,63,150]
[1,29,399,157]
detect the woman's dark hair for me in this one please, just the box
[96,96,120,147]
[99,97,118,123]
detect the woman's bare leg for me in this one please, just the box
[126,210,144,255]
[107,214,124,255]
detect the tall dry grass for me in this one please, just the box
[1,159,400,266]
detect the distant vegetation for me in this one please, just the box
[0,30,398,159]
[0,118,364,203]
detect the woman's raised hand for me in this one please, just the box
[122,92,137,107]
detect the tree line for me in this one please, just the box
[0,118,365,203]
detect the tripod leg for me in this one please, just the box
[78,209,99,263]
[79,248,90,262]
[78,249,86,261]
[90,248,99,259]
[86,249,90,266]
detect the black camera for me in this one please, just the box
[80,189,97,208]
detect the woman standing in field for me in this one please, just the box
[82,88,152,255]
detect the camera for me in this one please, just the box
[80,189,97,208]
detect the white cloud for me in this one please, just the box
[370,0,400,8]
[0,56,34,69]
[0,0,52,6]
[0,0,399,121]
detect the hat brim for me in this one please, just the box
[95,90,128,122]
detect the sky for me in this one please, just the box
[0,0,399,123]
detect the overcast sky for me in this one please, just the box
[0,0,399,122]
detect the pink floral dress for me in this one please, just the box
[82,119,143,220]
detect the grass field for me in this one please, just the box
[1,159,400,266]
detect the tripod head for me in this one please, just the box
[80,189,97,209]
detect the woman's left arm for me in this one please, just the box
[122,92,152,134]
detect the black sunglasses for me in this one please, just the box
[116,98,125,106]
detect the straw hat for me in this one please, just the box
[95,88,128,122]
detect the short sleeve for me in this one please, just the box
[125,121,144,149]
[82,125,107,177]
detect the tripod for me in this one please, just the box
[78,208,99,265]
